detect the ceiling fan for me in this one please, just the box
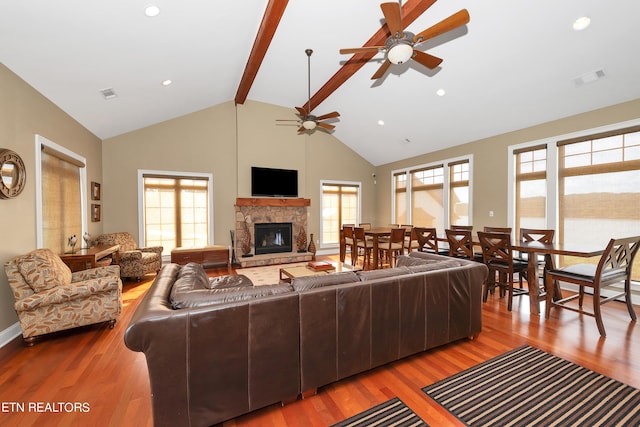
[277,49,340,134]
[340,1,470,80]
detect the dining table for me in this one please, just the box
[510,240,605,316]
[339,226,409,269]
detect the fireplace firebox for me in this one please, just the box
[254,223,292,255]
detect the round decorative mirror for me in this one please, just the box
[0,149,26,199]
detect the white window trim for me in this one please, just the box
[137,169,214,248]
[391,154,473,227]
[35,134,87,248]
[319,179,362,250]
[507,118,640,304]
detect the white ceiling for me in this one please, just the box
[2,0,640,166]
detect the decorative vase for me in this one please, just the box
[297,226,307,253]
[241,217,253,257]
[308,233,316,258]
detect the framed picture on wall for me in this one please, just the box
[91,181,101,200]
[91,204,101,222]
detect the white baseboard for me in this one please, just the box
[0,322,22,348]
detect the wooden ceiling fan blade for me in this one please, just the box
[380,2,403,36]
[297,126,306,134]
[275,119,300,122]
[413,9,470,44]
[412,50,443,69]
[295,106,308,116]
[317,122,336,131]
[371,60,392,80]
[315,111,340,120]
[340,46,384,55]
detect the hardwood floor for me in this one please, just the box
[1,256,638,426]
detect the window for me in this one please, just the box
[514,145,547,237]
[394,172,407,225]
[392,156,472,228]
[557,126,640,277]
[449,160,470,226]
[509,121,640,283]
[36,135,87,253]
[410,165,444,229]
[139,171,213,257]
[320,181,361,247]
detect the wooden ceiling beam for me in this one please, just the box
[301,0,437,113]
[235,0,289,105]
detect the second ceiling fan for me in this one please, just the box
[340,1,470,80]
[277,49,340,134]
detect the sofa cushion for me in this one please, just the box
[291,271,358,291]
[177,262,210,289]
[170,283,293,309]
[207,274,253,289]
[17,249,72,293]
[356,266,412,281]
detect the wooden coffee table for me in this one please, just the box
[279,262,359,283]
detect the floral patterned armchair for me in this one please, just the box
[94,232,163,280]
[4,248,122,346]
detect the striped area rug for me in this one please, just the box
[422,345,640,426]
[331,397,427,427]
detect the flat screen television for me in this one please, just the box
[251,167,298,198]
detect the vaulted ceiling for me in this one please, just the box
[2,0,639,166]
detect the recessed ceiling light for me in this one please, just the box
[161,79,172,86]
[145,5,160,17]
[436,89,446,97]
[573,16,591,31]
[378,120,385,126]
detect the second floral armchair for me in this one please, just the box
[94,232,163,280]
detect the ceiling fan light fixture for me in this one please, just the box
[302,120,317,130]
[387,42,413,65]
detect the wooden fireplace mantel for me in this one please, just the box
[235,197,311,207]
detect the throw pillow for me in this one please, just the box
[17,249,72,293]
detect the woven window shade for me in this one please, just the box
[42,151,82,253]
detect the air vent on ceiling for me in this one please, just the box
[573,69,605,87]
[99,88,118,100]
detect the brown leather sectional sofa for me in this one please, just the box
[124,252,488,427]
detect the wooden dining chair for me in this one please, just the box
[412,227,439,254]
[477,231,529,311]
[545,236,640,337]
[359,222,372,230]
[484,226,512,233]
[445,228,480,261]
[353,227,374,269]
[342,225,356,266]
[450,224,473,231]
[378,227,405,268]
[518,228,556,292]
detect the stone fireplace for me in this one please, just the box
[234,198,312,267]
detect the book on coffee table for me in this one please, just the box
[307,261,335,271]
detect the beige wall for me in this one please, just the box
[0,64,103,332]
[103,99,376,251]
[373,98,640,229]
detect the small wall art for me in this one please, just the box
[91,204,101,222]
[91,181,101,200]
